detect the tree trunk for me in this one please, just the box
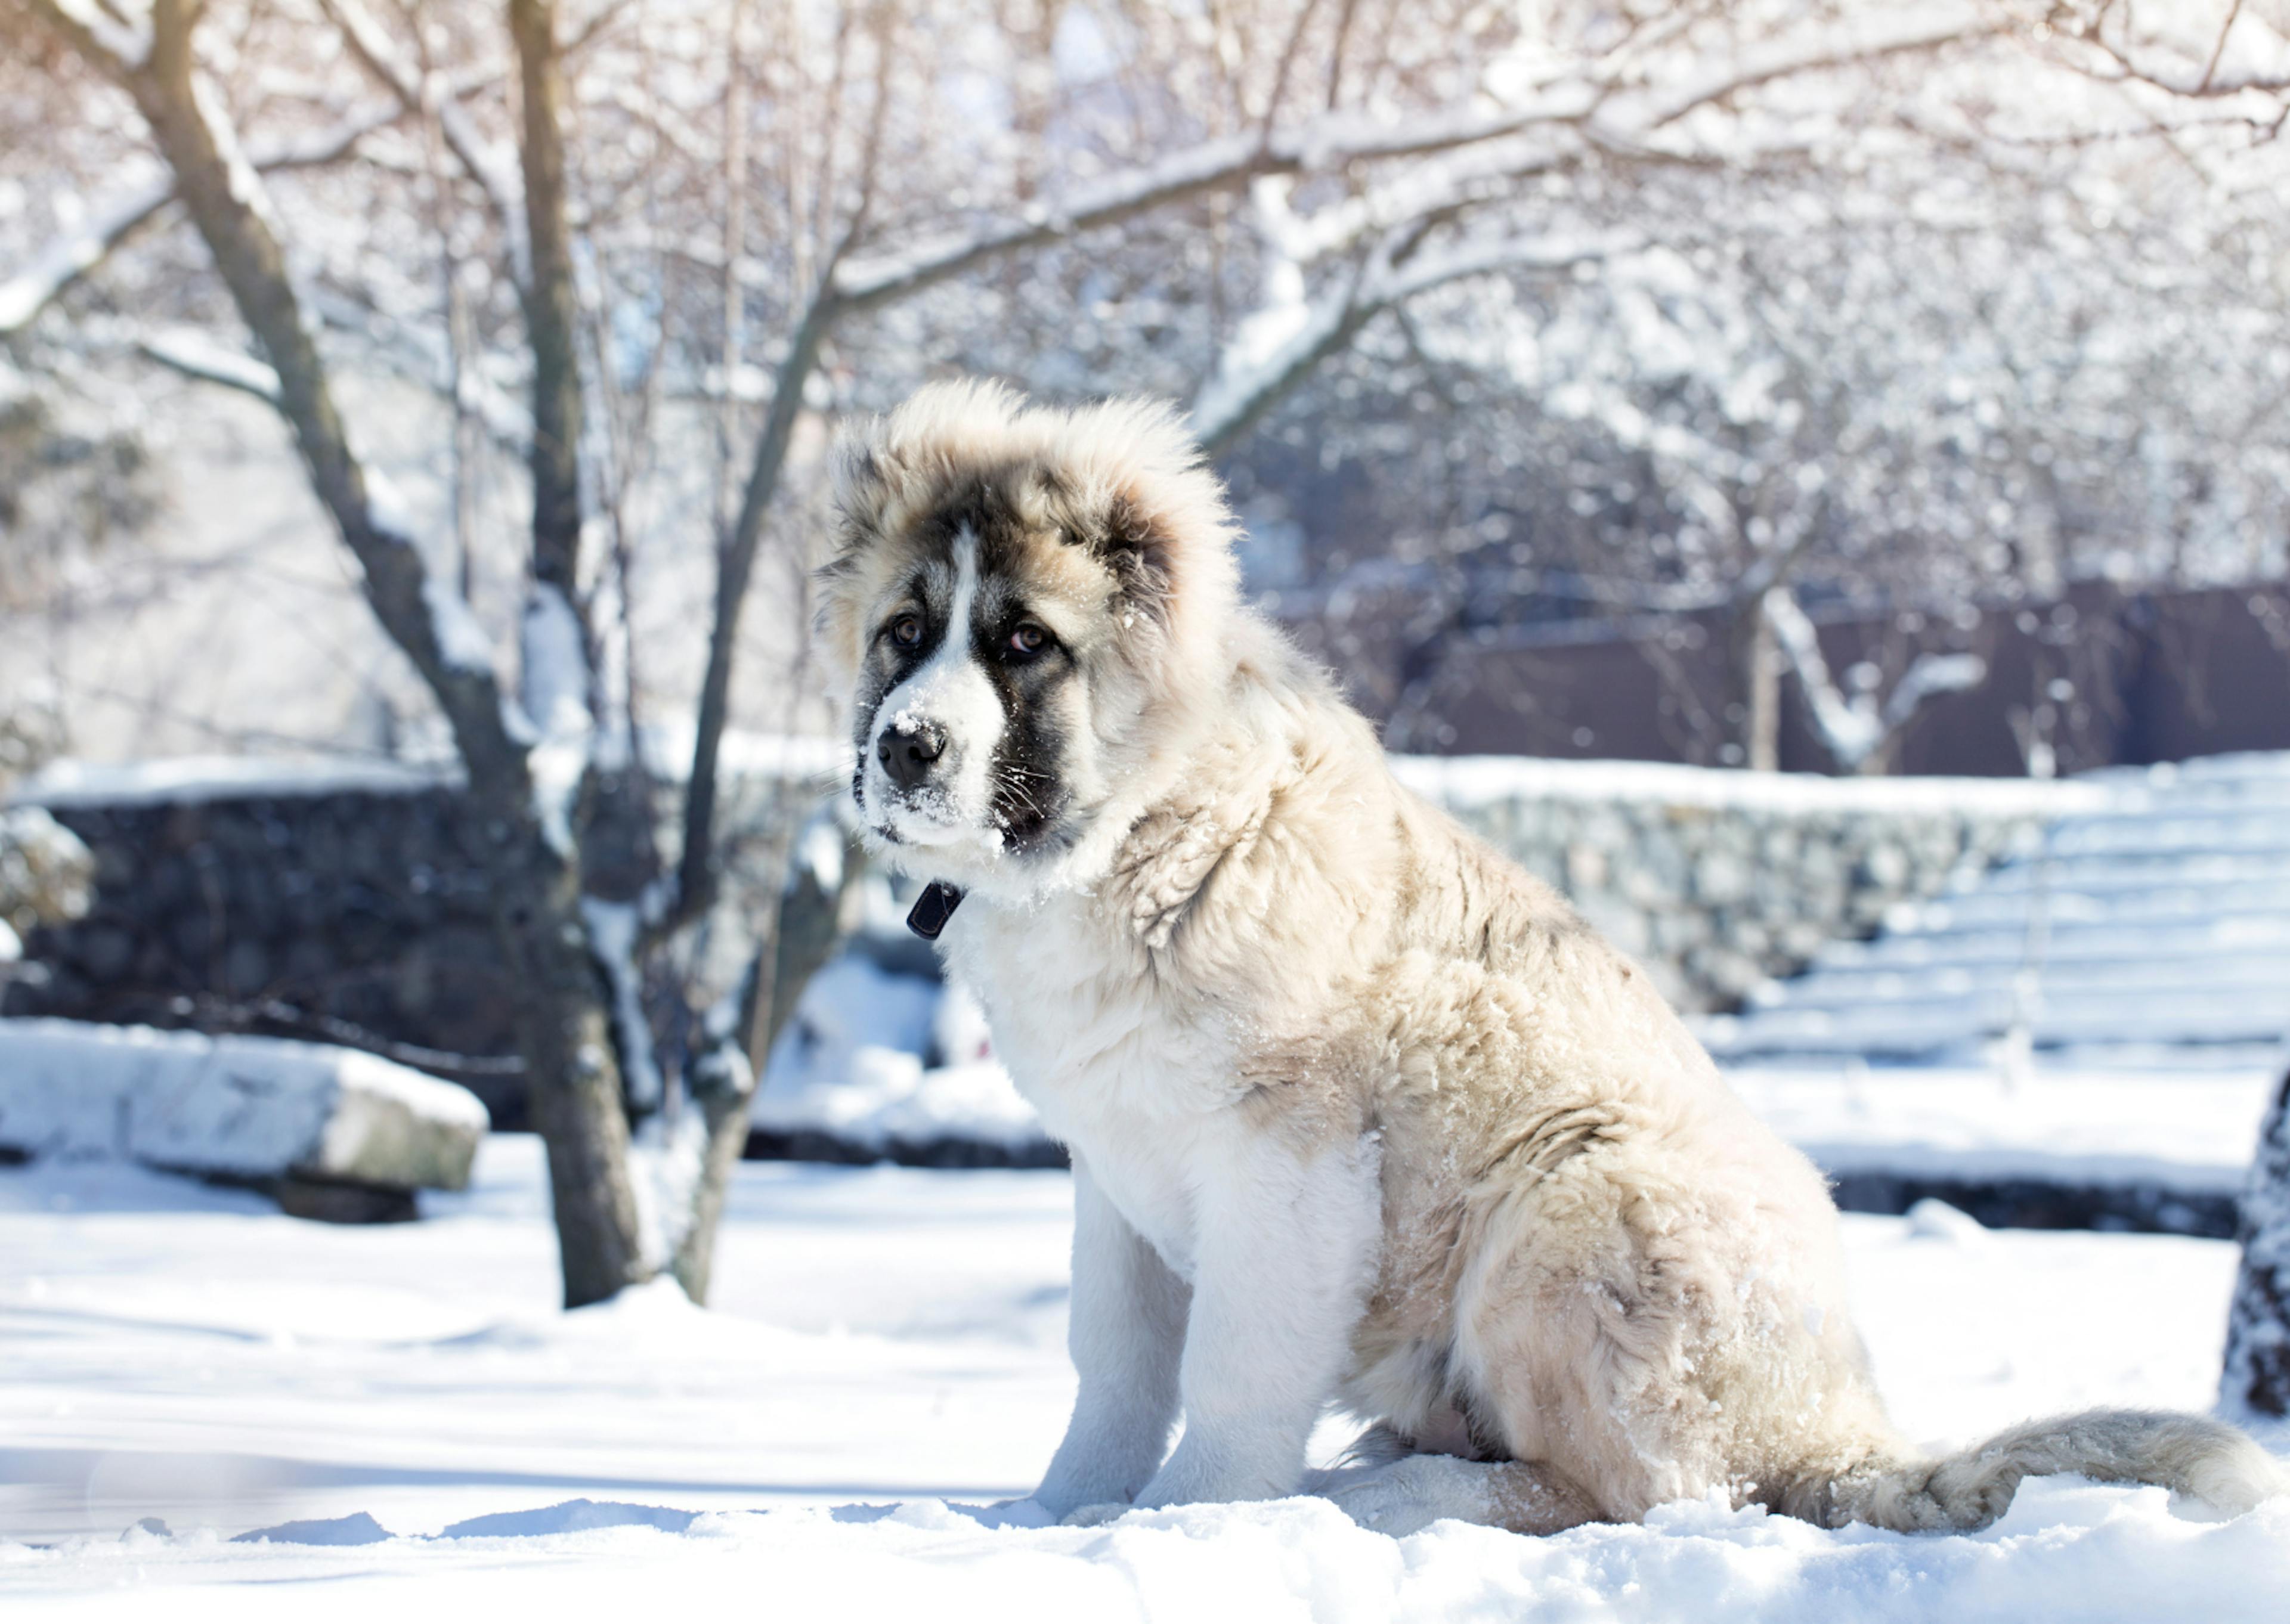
[35,0,649,1308]
[507,0,586,599]
[1716,591,1783,770]
[670,817,861,1302]
[1746,604,1781,773]
[483,820,646,1307]
[502,0,651,1305]
[2222,1059,2290,1417]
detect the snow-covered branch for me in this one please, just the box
[33,0,152,71]
[518,583,595,858]
[1193,225,1635,455]
[1640,8,2004,129]
[1880,650,1989,733]
[0,78,497,339]
[1764,587,1987,772]
[22,0,533,793]
[132,325,280,401]
[832,89,1601,312]
[2047,0,2290,102]
[1168,9,2007,460]
[0,179,174,339]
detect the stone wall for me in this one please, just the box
[1392,757,2100,1012]
[2,757,826,1127]
[3,753,2099,1120]
[5,771,516,1112]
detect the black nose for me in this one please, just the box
[878,720,948,791]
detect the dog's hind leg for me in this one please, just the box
[1326,1453,1600,1538]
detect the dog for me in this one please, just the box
[817,379,2283,1536]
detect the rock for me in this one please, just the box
[0,1018,487,1195]
[275,1177,419,1224]
[1691,849,1751,906]
[233,1512,395,1546]
[1564,840,1608,893]
[0,806,94,937]
[1906,1196,1991,1246]
[438,1499,701,1539]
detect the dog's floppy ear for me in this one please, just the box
[1052,397,1240,647]
[822,409,907,572]
[830,437,889,535]
[1085,488,1180,624]
[813,426,893,679]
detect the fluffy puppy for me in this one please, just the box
[817,379,2282,1535]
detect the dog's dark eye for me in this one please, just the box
[889,614,924,648]
[1007,623,1049,659]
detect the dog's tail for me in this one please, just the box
[1807,1409,2286,1532]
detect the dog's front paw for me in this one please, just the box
[1060,1501,1132,1527]
[977,1496,1057,1529]
[1132,1441,1294,1511]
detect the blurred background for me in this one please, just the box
[4,0,2290,1570]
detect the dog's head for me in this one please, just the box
[817,379,1240,894]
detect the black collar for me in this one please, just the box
[905,879,966,940]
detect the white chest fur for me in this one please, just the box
[946,894,1244,1279]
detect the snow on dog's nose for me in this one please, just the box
[877,717,948,791]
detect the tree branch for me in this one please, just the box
[23,0,529,798]
[1642,12,2007,129]
[671,13,894,936]
[0,92,417,339]
[320,0,532,290]
[2057,0,2290,99]
[507,0,586,602]
[1764,587,1986,772]
[831,90,1599,312]
[2199,0,2248,94]
[1193,226,1632,455]
[134,324,281,401]
[670,271,839,935]
[33,0,151,69]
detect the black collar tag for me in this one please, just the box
[905,880,966,941]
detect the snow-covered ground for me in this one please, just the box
[757,953,2277,1198]
[1725,1064,2273,1197]
[4,1135,2286,1619]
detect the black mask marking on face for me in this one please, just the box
[929,486,1077,853]
[972,593,1071,850]
[850,568,950,811]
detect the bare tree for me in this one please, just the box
[21,0,655,1303]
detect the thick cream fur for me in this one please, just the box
[824,383,2286,1535]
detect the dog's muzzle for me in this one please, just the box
[877,718,950,793]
